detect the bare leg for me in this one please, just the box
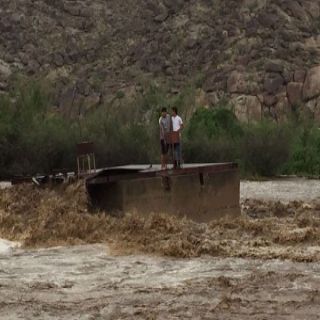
[161,155,166,170]
[163,154,168,169]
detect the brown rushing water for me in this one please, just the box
[241,177,320,202]
[1,178,320,319]
[1,244,320,319]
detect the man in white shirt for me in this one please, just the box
[171,107,184,169]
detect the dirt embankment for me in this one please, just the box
[1,183,320,261]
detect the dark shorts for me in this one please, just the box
[160,140,169,155]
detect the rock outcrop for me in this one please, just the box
[0,0,320,122]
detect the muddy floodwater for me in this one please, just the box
[241,177,320,202]
[2,244,320,320]
[1,178,320,319]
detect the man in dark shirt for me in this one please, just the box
[159,107,171,170]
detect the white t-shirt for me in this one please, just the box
[172,115,183,132]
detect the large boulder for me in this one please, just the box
[275,96,291,122]
[314,99,320,123]
[227,71,247,94]
[242,0,267,11]
[265,60,284,73]
[231,95,262,123]
[294,70,306,83]
[303,66,320,101]
[82,93,101,112]
[305,97,320,122]
[264,73,284,94]
[305,98,317,113]
[303,1,320,19]
[227,70,260,95]
[0,59,11,78]
[286,1,310,20]
[262,94,277,106]
[287,82,303,106]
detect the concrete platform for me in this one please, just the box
[86,163,240,222]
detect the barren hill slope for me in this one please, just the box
[1,0,320,121]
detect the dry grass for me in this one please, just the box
[2,184,320,261]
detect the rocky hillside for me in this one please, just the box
[1,0,320,121]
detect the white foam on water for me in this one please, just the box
[0,181,12,189]
[0,238,20,255]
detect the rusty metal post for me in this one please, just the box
[76,142,96,177]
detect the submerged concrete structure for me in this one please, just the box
[86,163,240,223]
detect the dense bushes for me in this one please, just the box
[0,81,160,177]
[2,80,320,177]
[240,121,292,176]
[183,109,292,176]
[184,108,241,163]
[0,82,79,177]
[187,108,243,139]
[285,125,320,175]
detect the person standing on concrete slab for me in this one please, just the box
[171,107,184,169]
[159,107,171,170]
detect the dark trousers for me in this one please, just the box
[173,143,181,167]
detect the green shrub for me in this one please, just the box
[81,101,158,167]
[286,125,320,175]
[184,133,239,163]
[4,79,320,179]
[241,121,292,177]
[184,108,242,163]
[0,80,77,176]
[187,107,243,139]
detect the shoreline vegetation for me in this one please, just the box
[1,79,320,178]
